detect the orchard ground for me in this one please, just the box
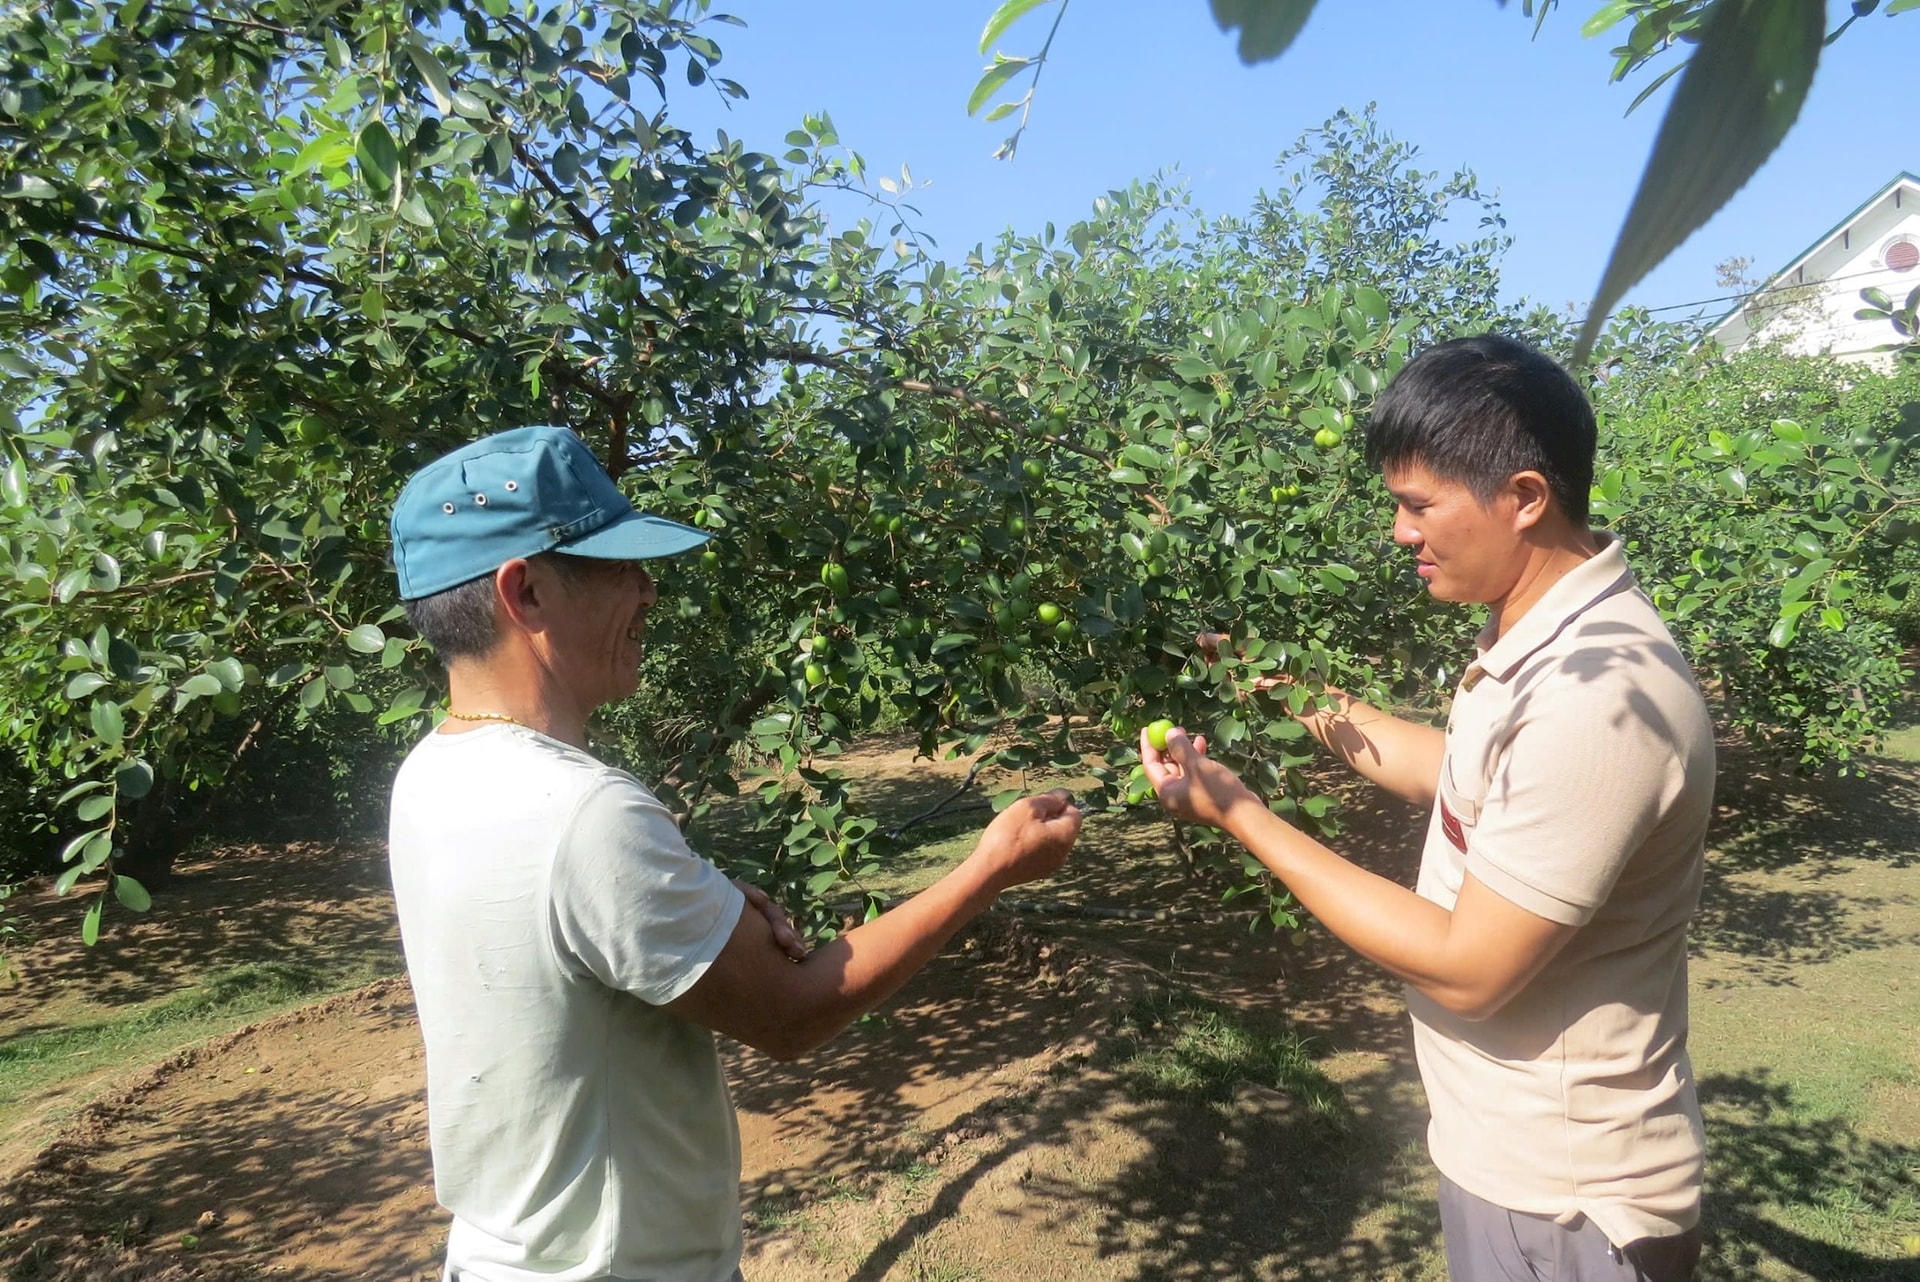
[3,715,1919,1280]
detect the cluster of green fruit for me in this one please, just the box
[990,594,1075,640]
[1133,528,1173,580]
[1311,410,1356,451]
[799,632,837,687]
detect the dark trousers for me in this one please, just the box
[1438,1175,1702,1281]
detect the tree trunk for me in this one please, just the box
[114,777,183,889]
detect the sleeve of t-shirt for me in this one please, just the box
[546,771,745,1005]
[1465,675,1675,927]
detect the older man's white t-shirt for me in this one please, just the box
[389,724,745,1282]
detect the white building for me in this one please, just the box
[1707,171,1920,367]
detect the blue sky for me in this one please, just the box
[670,1,1913,326]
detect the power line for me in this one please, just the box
[1640,261,1917,318]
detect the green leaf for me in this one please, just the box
[82,899,103,946]
[403,38,456,114]
[65,672,109,699]
[451,89,489,121]
[1209,0,1319,63]
[979,0,1052,52]
[180,673,223,698]
[398,191,436,228]
[1352,285,1390,327]
[55,780,107,806]
[209,656,246,690]
[1574,0,1823,363]
[2,455,25,506]
[377,686,428,726]
[968,57,1030,117]
[54,568,91,603]
[113,874,153,913]
[2,174,58,200]
[91,698,125,746]
[1582,0,1636,37]
[290,132,353,176]
[1108,467,1149,485]
[347,622,387,654]
[76,794,114,822]
[1623,62,1686,117]
[356,120,401,193]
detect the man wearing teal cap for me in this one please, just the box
[386,426,1083,1282]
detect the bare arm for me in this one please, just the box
[1142,729,1572,1019]
[667,791,1082,1059]
[1294,687,1447,811]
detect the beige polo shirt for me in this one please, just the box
[1408,533,1715,1246]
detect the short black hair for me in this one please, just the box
[400,552,601,662]
[1364,334,1596,524]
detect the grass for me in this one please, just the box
[1689,893,1920,1278]
[1103,986,1350,1120]
[1879,721,1920,763]
[0,957,397,1141]
[1878,683,1920,762]
[858,821,996,901]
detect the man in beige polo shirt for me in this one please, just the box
[1142,335,1715,1280]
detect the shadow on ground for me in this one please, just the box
[0,981,440,1282]
[1692,754,1920,983]
[1699,1070,1920,1282]
[1,840,401,1021]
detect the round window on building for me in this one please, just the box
[1886,236,1919,273]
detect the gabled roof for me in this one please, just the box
[1707,170,1920,334]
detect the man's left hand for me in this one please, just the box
[735,880,808,961]
[1139,726,1260,831]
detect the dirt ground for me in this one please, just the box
[2,737,1916,1281]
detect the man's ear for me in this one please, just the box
[494,557,548,634]
[1507,471,1553,533]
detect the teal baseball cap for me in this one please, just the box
[390,425,708,600]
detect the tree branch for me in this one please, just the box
[509,135,630,280]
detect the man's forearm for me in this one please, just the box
[779,860,1003,1054]
[1215,793,1569,1019]
[1219,794,1474,1006]
[1297,688,1445,809]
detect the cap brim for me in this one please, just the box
[559,510,710,561]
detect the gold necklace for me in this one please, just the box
[445,709,529,728]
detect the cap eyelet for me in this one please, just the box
[504,480,519,492]
[474,494,488,506]
[441,502,455,514]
